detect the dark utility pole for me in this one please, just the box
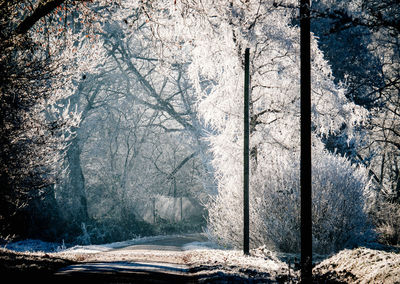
[243,48,250,256]
[300,0,312,282]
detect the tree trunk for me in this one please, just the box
[65,131,88,223]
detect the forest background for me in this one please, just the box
[0,0,399,254]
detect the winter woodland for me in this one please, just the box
[1,0,399,254]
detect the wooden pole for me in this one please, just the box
[244,48,250,255]
[153,197,156,224]
[300,0,312,282]
[180,196,183,221]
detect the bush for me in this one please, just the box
[153,215,206,235]
[72,217,156,245]
[371,199,400,246]
[72,214,206,245]
[206,144,373,254]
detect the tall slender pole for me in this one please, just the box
[300,0,312,282]
[243,48,250,256]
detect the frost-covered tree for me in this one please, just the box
[50,7,211,242]
[0,0,107,239]
[306,0,400,245]
[309,0,400,202]
[141,0,373,253]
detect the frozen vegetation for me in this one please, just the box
[1,0,400,282]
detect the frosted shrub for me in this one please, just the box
[207,144,372,254]
[372,199,400,246]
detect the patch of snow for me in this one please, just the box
[62,234,203,253]
[101,234,188,248]
[4,239,64,253]
[182,241,223,251]
[314,247,400,283]
[184,248,293,282]
[62,244,112,253]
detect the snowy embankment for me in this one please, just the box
[3,235,400,283]
[314,247,400,283]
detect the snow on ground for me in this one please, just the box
[184,247,293,281]
[52,237,293,282]
[53,247,292,282]
[9,234,287,281]
[314,247,400,283]
[4,235,400,283]
[182,241,223,251]
[61,234,219,253]
[62,234,181,253]
[4,234,211,254]
[4,239,66,253]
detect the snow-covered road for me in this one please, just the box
[4,235,400,283]
[54,234,207,283]
[55,261,195,283]
[0,234,331,282]
[109,233,210,251]
[52,234,290,283]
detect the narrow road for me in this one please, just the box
[111,234,209,251]
[53,234,209,283]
